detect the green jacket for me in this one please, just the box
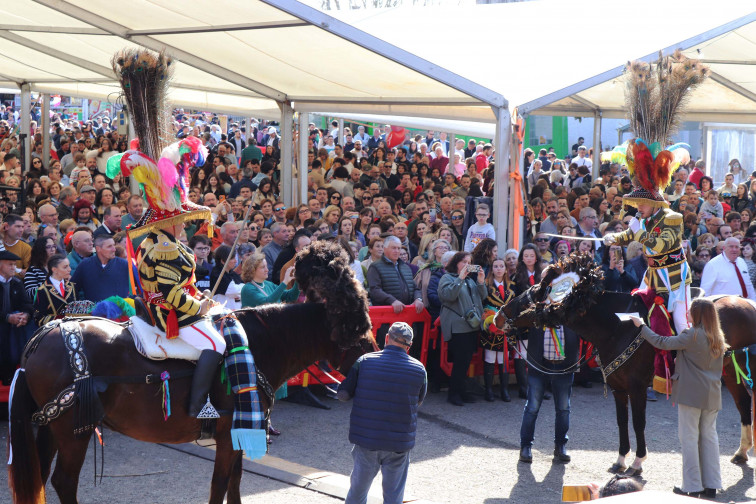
[438,273,487,341]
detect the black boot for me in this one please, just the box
[483,363,495,402]
[514,359,528,399]
[498,363,511,402]
[188,350,223,417]
[554,444,571,463]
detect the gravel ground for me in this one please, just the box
[1,382,754,504]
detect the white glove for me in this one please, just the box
[603,234,616,246]
[628,217,641,234]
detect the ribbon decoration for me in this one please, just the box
[161,371,171,421]
[510,168,524,247]
[549,327,565,358]
[732,352,754,388]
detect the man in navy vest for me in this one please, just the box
[338,322,427,504]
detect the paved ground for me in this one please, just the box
[1,382,755,503]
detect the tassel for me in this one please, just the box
[208,224,214,238]
[166,309,179,339]
[230,428,268,460]
[161,371,171,420]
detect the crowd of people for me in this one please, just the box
[0,105,751,496]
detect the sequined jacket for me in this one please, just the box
[138,231,202,335]
[613,208,691,294]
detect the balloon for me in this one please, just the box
[385,125,406,149]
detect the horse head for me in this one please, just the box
[294,240,373,350]
[494,252,603,330]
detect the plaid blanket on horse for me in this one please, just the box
[214,314,267,460]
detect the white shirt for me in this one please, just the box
[50,277,66,296]
[572,156,592,169]
[354,132,370,144]
[700,253,756,299]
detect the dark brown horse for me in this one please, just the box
[8,241,375,504]
[495,253,756,475]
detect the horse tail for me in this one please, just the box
[7,369,45,504]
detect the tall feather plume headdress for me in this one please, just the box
[622,49,709,209]
[109,48,211,237]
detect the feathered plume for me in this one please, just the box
[112,49,173,160]
[624,50,708,194]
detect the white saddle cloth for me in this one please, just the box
[128,316,202,362]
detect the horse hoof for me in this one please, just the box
[731,454,748,465]
[624,467,642,477]
[608,463,627,474]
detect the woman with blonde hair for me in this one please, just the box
[240,254,299,308]
[629,299,727,499]
[322,204,342,236]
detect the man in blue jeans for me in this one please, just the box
[338,322,427,504]
[519,324,579,464]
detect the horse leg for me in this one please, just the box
[225,450,244,504]
[609,390,630,473]
[36,425,58,484]
[625,388,648,476]
[209,418,238,504]
[723,370,753,464]
[48,427,92,504]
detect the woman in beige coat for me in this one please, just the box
[629,298,728,500]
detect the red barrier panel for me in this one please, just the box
[438,333,514,378]
[368,305,432,345]
[287,306,431,389]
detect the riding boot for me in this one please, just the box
[497,363,511,402]
[188,350,223,417]
[483,363,495,402]
[514,359,528,399]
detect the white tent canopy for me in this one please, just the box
[0,0,504,117]
[318,112,496,139]
[338,0,756,123]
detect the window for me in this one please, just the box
[529,116,553,147]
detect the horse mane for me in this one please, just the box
[294,240,372,348]
[534,252,605,328]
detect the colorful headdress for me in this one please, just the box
[622,50,709,209]
[110,49,211,237]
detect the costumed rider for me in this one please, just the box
[110,138,225,418]
[602,142,693,396]
[603,161,691,335]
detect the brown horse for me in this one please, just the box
[8,241,375,504]
[495,253,756,475]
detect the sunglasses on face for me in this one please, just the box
[535,238,550,242]
[274,207,286,212]
[451,216,463,220]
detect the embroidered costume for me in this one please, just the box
[33,278,77,326]
[604,51,709,394]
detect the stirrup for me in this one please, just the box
[196,396,220,419]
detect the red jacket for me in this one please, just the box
[688,167,705,189]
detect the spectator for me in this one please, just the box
[337,321,427,504]
[32,253,76,326]
[572,145,592,169]
[512,244,542,399]
[0,250,33,384]
[272,230,312,285]
[700,237,756,299]
[262,222,290,280]
[67,230,94,273]
[464,203,495,253]
[688,159,706,189]
[23,236,57,298]
[629,299,726,499]
[94,205,122,238]
[56,186,77,222]
[70,235,129,302]
[438,251,486,406]
[121,195,144,230]
[366,236,424,344]
[210,245,244,310]
[601,244,638,292]
[240,253,298,307]
[2,214,31,272]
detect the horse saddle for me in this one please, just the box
[127,316,201,362]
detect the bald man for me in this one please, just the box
[67,230,94,274]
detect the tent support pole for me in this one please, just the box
[281,101,294,207]
[493,106,511,250]
[338,118,344,144]
[20,84,31,175]
[592,110,602,179]
[41,93,50,168]
[298,111,309,207]
[448,133,455,167]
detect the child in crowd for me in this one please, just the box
[699,190,723,219]
[464,203,495,252]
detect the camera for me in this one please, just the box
[466,264,481,273]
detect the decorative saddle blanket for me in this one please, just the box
[128,316,201,362]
